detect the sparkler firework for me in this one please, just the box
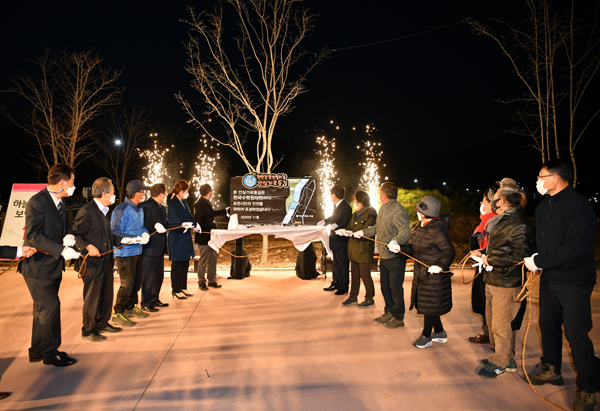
[139,140,174,188]
[316,135,336,218]
[358,125,386,210]
[192,136,221,207]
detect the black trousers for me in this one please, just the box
[539,278,598,392]
[423,315,443,337]
[379,257,407,321]
[331,247,349,292]
[82,258,114,336]
[171,260,189,293]
[114,255,143,313]
[23,275,62,359]
[142,255,164,307]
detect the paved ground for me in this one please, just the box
[0,266,598,410]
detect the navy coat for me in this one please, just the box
[167,196,197,262]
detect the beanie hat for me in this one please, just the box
[416,195,440,218]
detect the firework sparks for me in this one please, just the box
[192,136,221,207]
[316,135,336,218]
[358,125,386,210]
[139,140,173,187]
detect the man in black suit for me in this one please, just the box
[320,184,352,295]
[141,183,169,311]
[1,244,36,400]
[194,183,228,290]
[73,177,121,342]
[18,163,81,367]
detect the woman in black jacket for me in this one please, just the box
[409,195,455,349]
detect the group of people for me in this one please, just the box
[319,158,596,411]
[1,158,596,410]
[10,164,228,374]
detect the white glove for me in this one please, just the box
[388,240,401,253]
[140,232,150,245]
[193,223,202,232]
[317,220,325,226]
[121,237,135,245]
[226,207,231,217]
[353,230,364,239]
[335,229,352,237]
[61,247,81,261]
[182,222,194,233]
[485,265,494,272]
[62,234,76,247]
[427,265,442,274]
[524,253,540,271]
[154,223,166,233]
[471,255,484,273]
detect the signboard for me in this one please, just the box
[230,173,317,227]
[0,183,47,247]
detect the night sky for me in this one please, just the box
[1,1,598,206]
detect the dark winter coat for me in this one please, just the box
[483,206,533,288]
[346,206,377,264]
[194,197,227,246]
[409,214,455,316]
[167,196,197,262]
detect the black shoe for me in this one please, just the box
[208,282,222,288]
[0,392,11,400]
[181,290,194,297]
[199,282,209,291]
[29,350,67,363]
[334,289,348,295]
[155,300,169,307]
[142,305,159,312]
[43,354,77,367]
[324,285,337,291]
[172,291,187,300]
[98,324,122,333]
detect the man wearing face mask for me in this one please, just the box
[141,183,169,311]
[111,180,151,327]
[73,177,120,342]
[18,163,80,367]
[524,159,597,411]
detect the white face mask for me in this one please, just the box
[183,192,189,200]
[417,212,423,222]
[110,195,116,205]
[480,204,488,215]
[66,184,76,197]
[536,178,548,196]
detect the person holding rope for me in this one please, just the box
[320,184,352,295]
[409,195,455,348]
[468,189,496,345]
[72,177,121,342]
[141,183,169,311]
[111,180,151,327]
[18,163,80,367]
[476,187,532,379]
[335,190,377,308]
[524,159,597,411]
[168,180,201,299]
[194,183,228,291]
[354,182,411,329]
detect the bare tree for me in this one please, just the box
[176,0,328,174]
[2,49,123,169]
[466,0,600,185]
[95,106,151,202]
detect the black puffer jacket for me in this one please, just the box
[409,214,455,316]
[483,206,533,288]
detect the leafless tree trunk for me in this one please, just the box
[466,0,600,186]
[95,106,151,202]
[176,0,328,174]
[2,49,123,169]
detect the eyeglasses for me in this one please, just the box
[537,174,555,180]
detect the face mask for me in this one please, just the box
[479,204,487,215]
[417,212,423,222]
[66,184,76,197]
[110,195,116,205]
[183,192,189,200]
[536,178,548,196]
[490,199,499,213]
